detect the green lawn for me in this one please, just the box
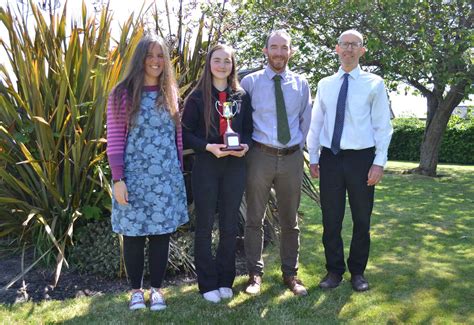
[1,161,473,324]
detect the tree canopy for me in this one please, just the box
[223,0,473,175]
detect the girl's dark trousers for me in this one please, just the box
[192,153,246,293]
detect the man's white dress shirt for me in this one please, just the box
[307,65,393,166]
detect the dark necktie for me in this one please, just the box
[273,75,291,145]
[330,73,350,154]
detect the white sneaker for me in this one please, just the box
[150,288,167,311]
[202,289,221,303]
[245,274,262,295]
[129,290,146,310]
[218,287,233,299]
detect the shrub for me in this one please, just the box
[70,219,195,278]
[388,117,474,164]
[69,220,122,278]
[388,118,425,162]
[439,115,474,164]
[0,3,141,284]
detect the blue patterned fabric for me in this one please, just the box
[111,90,189,236]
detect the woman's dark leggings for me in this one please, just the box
[123,233,171,289]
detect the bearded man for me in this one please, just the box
[240,29,312,296]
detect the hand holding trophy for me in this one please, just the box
[215,100,244,151]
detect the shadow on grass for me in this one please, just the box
[56,163,474,323]
[361,171,472,322]
[58,277,355,324]
[296,165,473,323]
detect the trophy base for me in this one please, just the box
[222,133,243,151]
[221,145,244,151]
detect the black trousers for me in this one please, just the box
[319,147,375,276]
[123,233,171,289]
[192,153,246,293]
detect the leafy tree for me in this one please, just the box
[362,0,473,176]
[225,0,473,176]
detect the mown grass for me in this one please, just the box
[1,161,473,324]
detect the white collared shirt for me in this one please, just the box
[307,65,393,166]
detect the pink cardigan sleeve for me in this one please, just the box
[107,89,184,177]
[176,119,184,171]
[106,90,128,180]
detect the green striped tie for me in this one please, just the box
[273,75,291,145]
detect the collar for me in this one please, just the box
[337,65,361,79]
[143,85,160,92]
[265,65,289,81]
[212,85,231,96]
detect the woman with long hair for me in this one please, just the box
[182,44,253,303]
[106,33,188,311]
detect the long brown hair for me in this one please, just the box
[185,44,240,137]
[111,33,179,126]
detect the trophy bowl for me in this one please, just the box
[216,100,244,151]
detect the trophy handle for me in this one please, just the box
[233,100,242,114]
[215,101,224,118]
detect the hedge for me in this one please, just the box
[388,116,474,164]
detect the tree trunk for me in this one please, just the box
[414,107,451,176]
[412,82,467,176]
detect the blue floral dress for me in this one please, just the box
[111,89,189,236]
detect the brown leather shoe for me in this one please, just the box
[283,275,308,296]
[245,274,262,295]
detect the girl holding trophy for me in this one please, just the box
[182,44,253,303]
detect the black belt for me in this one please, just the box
[322,146,375,154]
[253,141,300,156]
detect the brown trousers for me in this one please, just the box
[244,146,304,277]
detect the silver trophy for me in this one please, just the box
[215,100,243,151]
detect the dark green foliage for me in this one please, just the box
[440,116,474,164]
[70,220,121,278]
[389,117,474,164]
[388,118,425,162]
[70,219,196,278]
[0,2,142,281]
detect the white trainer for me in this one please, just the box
[202,289,221,303]
[150,288,167,311]
[129,290,146,310]
[218,287,233,299]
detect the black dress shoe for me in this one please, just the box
[318,272,343,289]
[351,274,369,292]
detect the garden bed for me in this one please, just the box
[0,244,247,305]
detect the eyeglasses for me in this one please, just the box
[338,41,363,49]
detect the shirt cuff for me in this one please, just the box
[373,154,387,167]
[309,152,320,165]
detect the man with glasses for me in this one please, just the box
[307,30,393,292]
